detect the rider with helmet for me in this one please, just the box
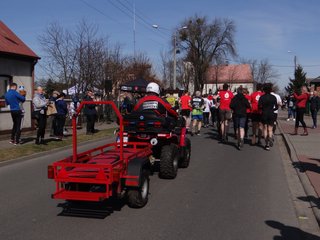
[133,82,178,119]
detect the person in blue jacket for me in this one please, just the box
[55,93,68,140]
[5,83,25,145]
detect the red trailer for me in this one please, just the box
[48,101,153,208]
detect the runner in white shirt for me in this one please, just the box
[271,88,282,133]
[202,94,211,128]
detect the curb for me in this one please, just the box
[0,135,114,168]
[278,122,320,225]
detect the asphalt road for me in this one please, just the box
[0,129,316,240]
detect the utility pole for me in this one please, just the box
[173,33,177,90]
[133,2,136,61]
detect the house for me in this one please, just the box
[205,64,254,94]
[309,76,320,91]
[0,21,40,133]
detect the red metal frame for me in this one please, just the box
[49,101,153,202]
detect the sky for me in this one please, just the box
[2,0,320,91]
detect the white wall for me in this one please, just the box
[203,83,254,94]
[0,56,34,131]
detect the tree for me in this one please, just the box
[38,22,77,94]
[285,65,307,94]
[241,58,279,91]
[177,16,237,91]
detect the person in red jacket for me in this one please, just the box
[133,82,178,119]
[214,83,234,142]
[293,86,309,136]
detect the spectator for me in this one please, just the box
[18,85,26,142]
[309,91,320,129]
[230,87,251,150]
[293,86,309,136]
[4,82,25,145]
[83,90,97,135]
[55,93,68,140]
[179,91,192,132]
[69,94,80,127]
[48,91,59,137]
[33,86,48,145]
[286,95,296,121]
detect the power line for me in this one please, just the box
[80,0,120,24]
[109,0,168,39]
[271,64,320,68]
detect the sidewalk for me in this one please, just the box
[278,109,320,204]
[0,121,118,150]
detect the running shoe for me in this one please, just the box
[269,137,274,147]
[265,145,270,151]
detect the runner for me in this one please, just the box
[258,83,278,151]
[179,91,192,132]
[191,91,204,136]
[230,87,251,150]
[250,83,264,145]
[208,90,217,127]
[243,88,251,139]
[202,94,211,128]
[215,83,234,142]
[271,86,282,133]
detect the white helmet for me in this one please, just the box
[146,82,160,95]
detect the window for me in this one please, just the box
[0,75,12,109]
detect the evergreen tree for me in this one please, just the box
[285,65,307,94]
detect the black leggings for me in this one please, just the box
[11,110,22,142]
[295,108,306,128]
[37,113,47,139]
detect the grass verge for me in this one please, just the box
[0,128,116,162]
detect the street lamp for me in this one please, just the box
[152,25,187,89]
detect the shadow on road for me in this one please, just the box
[265,220,320,240]
[292,162,320,174]
[57,198,126,219]
[298,195,320,210]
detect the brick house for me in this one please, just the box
[0,21,40,133]
[205,64,254,94]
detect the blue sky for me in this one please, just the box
[2,0,320,90]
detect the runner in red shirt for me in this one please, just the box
[243,88,252,139]
[214,83,234,142]
[179,91,192,131]
[250,83,263,145]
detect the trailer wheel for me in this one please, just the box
[179,138,191,168]
[159,144,179,179]
[127,170,149,208]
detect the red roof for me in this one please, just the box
[206,64,253,84]
[0,21,39,59]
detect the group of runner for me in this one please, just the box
[179,83,282,151]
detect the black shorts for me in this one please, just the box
[261,113,276,125]
[251,113,262,123]
[219,109,232,121]
[180,109,191,117]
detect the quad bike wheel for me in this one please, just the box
[127,169,150,208]
[179,138,191,168]
[159,144,179,179]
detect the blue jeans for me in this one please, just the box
[288,107,296,119]
[311,109,318,127]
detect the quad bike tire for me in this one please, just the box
[127,169,150,208]
[179,138,191,168]
[159,144,179,179]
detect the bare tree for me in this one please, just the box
[38,22,77,94]
[177,16,237,91]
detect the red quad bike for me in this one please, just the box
[123,105,191,179]
[48,101,153,208]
